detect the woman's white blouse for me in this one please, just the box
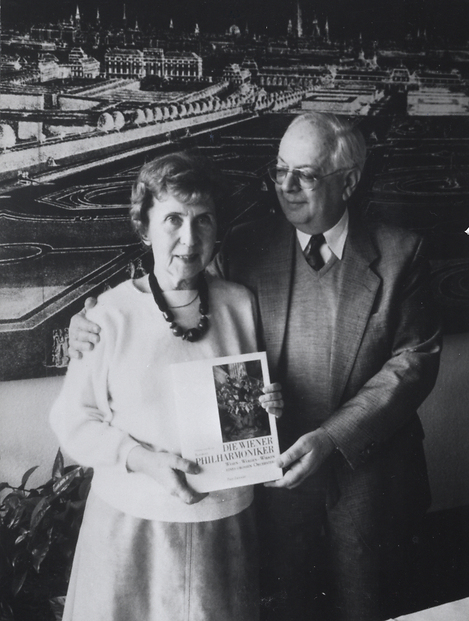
[50,274,260,522]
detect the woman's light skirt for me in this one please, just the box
[62,491,259,621]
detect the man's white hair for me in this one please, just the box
[285,112,367,173]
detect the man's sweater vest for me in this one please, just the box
[281,240,342,442]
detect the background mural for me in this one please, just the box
[1,0,468,381]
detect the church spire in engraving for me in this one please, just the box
[296,0,303,38]
[312,13,321,38]
[325,18,330,43]
[75,5,81,28]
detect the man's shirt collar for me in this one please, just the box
[297,209,349,260]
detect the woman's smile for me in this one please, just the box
[174,253,200,263]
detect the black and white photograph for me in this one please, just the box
[0,0,468,619]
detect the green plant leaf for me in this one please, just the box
[29,497,52,532]
[7,504,27,530]
[0,544,13,574]
[78,474,92,500]
[18,466,39,490]
[64,464,79,474]
[11,569,28,596]
[52,468,83,496]
[2,493,21,512]
[0,601,15,621]
[1,455,93,615]
[50,596,66,621]
[11,547,27,566]
[14,531,29,545]
[31,540,50,573]
[70,500,85,511]
[52,450,65,480]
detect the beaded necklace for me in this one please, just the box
[148,271,209,342]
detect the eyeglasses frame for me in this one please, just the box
[267,165,352,190]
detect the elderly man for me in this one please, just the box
[69,113,441,621]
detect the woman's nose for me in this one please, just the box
[180,221,198,246]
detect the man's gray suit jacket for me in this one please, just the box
[212,211,441,515]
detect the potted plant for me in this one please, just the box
[0,450,92,621]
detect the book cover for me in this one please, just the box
[171,351,282,493]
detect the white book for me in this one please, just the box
[171,351,282,493]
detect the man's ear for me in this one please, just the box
[342,168,361,201]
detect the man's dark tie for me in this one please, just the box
[305,234,325,271]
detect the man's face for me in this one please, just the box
[275,122,348,234]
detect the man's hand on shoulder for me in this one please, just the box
[68,297,101,359]
[265,428,335,489]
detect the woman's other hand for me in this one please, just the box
[259,382,284,418]
[127,446,208,505]
[68,297,101,359]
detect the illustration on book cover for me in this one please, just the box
[171,352,282,493]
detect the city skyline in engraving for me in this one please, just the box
[1,0,468,379]
[2,0,467,42]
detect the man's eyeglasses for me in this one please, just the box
[267,166,349,190]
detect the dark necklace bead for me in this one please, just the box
[148,271,209,342]
[183,328,200,342]
[162,310,174,323]
[170,323,184,337]
[198,315,209,330]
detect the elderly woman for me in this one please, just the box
[50,152,282,621]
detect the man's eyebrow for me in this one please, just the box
[276,159,319,173]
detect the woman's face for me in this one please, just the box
[145,193,217,290]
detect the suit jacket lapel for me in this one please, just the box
[330,217,381,409]
[256,218,295,375]
[247,214,381,395]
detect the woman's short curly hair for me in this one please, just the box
[130,151,226,240]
